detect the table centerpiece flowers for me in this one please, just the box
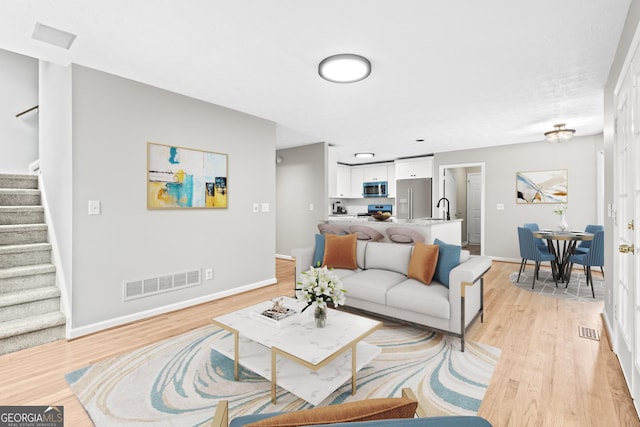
[553,204,569,232]
[295,266,347,328]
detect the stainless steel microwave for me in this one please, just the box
[362,181,388,198]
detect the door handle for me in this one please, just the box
[619,244,635,254]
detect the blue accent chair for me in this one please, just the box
[517,227,558,289]
[574,224,604,255]
[568,230,604,298]
[523,223,549,254]
[211,388,493,427]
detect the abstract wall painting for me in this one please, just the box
[147,142,228,209]
[516,169,567,204]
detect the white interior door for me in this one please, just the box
[467,173,481,244]
[614,46,640,410]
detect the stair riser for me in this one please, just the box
[0,176,38,190]
[0,211,45,225]
[0,273,56,293]
[0,250,51,269]
[0,193,41,206]
[0,297,60,322]
[0,325,65,355]
[0,230,48,245]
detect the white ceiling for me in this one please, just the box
[0,1,631,164]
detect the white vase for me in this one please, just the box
[558,214,568,232]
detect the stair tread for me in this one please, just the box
[0,264,56,279]
[0,243,51,253]
[0,206,44,211]
[0,224,47,231]
[0,189,40,193]
[0,287,60,307]
[0,312,65,339]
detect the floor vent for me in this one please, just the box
[123,269,201,301]
[578,326,600,341]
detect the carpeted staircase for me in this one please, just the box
[0,174,65,355]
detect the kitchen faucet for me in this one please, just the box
[436,197,450,220]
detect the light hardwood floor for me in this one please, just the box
[0,259,637,426]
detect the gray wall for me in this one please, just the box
[276,142,328,256]
[434,134,602,260]
[0,49,38,173]
[42,65,277,334]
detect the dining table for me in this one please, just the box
[532,230,594,283]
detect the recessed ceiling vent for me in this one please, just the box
[123,269,201,301]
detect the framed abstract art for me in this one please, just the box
[516,169,567,204]
[147,142,228,209]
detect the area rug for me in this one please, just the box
[65,321,500,427]
[509,267,604,301]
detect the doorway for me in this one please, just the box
[613,37,640,413]
[438,163,485,255]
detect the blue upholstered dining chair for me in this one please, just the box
[523,223,549,253]
[568,230,604,298]
[574,224,604,254]
[517,227,558,289]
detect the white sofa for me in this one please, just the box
[292,241,492,351]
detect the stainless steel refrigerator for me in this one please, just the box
[396,178,432,220]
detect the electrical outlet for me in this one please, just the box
[496,203,504,211]
[205,268,213,280]
[262,202,269,212]
[252,203,259,213]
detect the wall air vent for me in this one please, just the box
[123,268,202,301]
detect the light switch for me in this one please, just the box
[309,203,314,211]
[261,202,270,212]
[252,203,259,213]
[88,200,101,215]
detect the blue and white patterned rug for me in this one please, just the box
[66,321,500,427]
[509,268,604,302]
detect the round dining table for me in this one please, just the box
[532,230,594,283]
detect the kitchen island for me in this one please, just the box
[323,216,463,245]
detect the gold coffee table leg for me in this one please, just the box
[271,349,277,403]
[351,343,357,395]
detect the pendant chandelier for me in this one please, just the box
[544,123,575,143]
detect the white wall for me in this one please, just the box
[434,134,602,260]
[68,65,276,333]
[39,61,73,320]
[0,49,38,173]
[276,142,328,256]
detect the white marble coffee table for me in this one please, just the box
[211,296,382,405]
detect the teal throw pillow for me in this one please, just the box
[433,238,461,288]
[313,234,325,267]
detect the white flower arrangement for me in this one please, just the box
[295,266,347,312]
[553,204,568,215]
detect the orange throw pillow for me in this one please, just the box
[407,242,439,285]
[245,397,417,426]
[322,233,358,270]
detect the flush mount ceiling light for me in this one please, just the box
[544,123,576,143]
[319,54,371,83]
[354,152,375,158]
[32,22,77,50]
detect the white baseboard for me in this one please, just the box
[68,278,277,339]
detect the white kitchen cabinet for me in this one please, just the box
[351,167,364,198]
[387,164,396,197]
[362,165,388,182]
[334,165,351,197]
[394,157,433,179]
